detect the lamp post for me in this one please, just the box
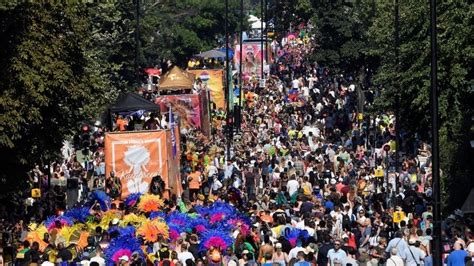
[260,0,264,82]
[225,0,232,161]
[394,0,401,195]
[430,0,441,265]
[135,0,140,85]
[238,0,244,132]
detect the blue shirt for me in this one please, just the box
[447,250,467,266]
[294,261,311,266]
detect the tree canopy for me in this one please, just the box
[0,1,247,191]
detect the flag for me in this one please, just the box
[169,106,177,158]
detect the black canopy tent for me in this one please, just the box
[106,92,160,130]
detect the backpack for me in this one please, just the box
[342,213,351,230]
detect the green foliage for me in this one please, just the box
[0,3,110,190]
[0,0,249,191]
[140,0,245,66]
[368,1,474,211]
[310,0,375,74]
[269,0,313,35]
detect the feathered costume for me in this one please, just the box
[124,192,142,208]
[90,190,111,211]
[137,220,169,242]
[283,227,310,247]
[137,194,164,213]
[104,235,144,263]
[26,193,262,265]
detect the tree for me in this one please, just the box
[368,1,474,211]
[0,3,110,191]
[310,0,375,75]
[138,0,245,67]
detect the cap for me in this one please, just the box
[275,243,282,249]
[242,250,250,254]
[119,255,129,262]
[304,246,315,254]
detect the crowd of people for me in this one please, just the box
[1,24,473,266]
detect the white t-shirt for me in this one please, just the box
[90,256,106,266]
[302,86,310,97]
[467,241,474,256]
[287,179,300,196]
[178,251,195,265]
[207,165,218,177]
[292,79,300,89]
[288,246,305,260]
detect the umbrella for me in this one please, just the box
[287,34,296,40]
[195,49,226,59]
[217,47,234,58]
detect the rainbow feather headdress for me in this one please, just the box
[90,190,111,211]
[136,220,169,243]
[105,235,144,263]
[228,214,251,236]
[207,201,236,224]
[63,207,90,223]
[124,192,142,208]
[188,216,210,234]
[283,227,310,247]
[137,194,164,213]
[44,215,74,231]
[108,226,136,238]
[199,229,233,251]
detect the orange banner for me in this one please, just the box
[105,131,169,199]
[188,69,225,109]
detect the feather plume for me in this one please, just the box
[105,235,143,263]
[283,227,309,247]
[44,216,74,231]
[149,211,166,220]
[166,212,190,228]
[124,193,142,207]
[228,215,251,236]
[188,217,210,233]
[90,190,111,211]
[206,201,236,224]
[99,210,121,230]
[137,220,169,242]
[137,194,164,213]
[200,229,233,251]
[120,213,147,227]
[109,226,136,238]
[63,207,90,223]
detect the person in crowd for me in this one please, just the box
[327,239,347,266]
[386,247,404,266]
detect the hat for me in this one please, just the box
[275,243,282,249]
[119,255,129,262]
[112,218,119,225]
[330,179,336,185]
[304,246,315,254]
[242,250,250,255]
